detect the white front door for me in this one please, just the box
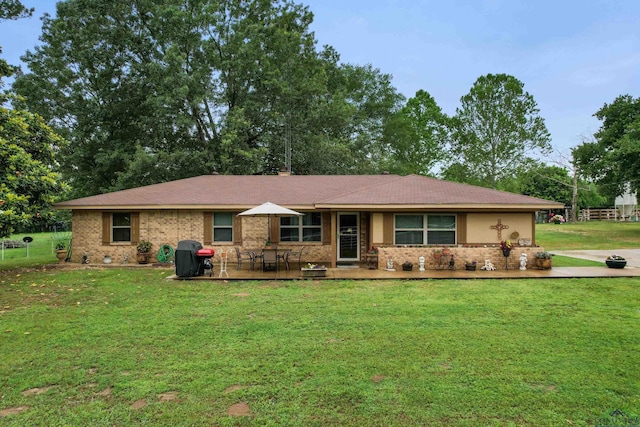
[338,213,359,261]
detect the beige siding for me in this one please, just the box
[466,213,533,244]
[371,213,384,245]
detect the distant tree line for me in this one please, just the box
[2,0,637,235]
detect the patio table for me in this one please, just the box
[255,248,292,272]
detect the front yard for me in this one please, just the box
[1,268,638,426]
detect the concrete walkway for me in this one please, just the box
[552,249,640,267]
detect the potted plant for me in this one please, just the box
[136,240,153,264]
[301,263,327,278]
[549,214,566,224]
[605,254,626,269]
[500,240,512,257]
[465,260,477,271]
[55,242,67,264]
[535,251,553,270]
[402,260,413,271]
[366,246,378,269]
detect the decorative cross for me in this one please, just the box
[490,218,509,240]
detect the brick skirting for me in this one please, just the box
[376,246,544,270]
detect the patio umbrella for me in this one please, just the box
[237,201,303,243]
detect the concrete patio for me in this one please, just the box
[58,250,640,281]
[169,262,640,281]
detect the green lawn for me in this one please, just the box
[536,221,640,250]
[549,254,603,267]
[1,223,639,425]
[0,232,69,271]
[1,268,639,426]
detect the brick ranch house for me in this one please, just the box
[54,173,563,269]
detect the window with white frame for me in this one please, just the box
[280,212,322,242]
[394,214,456,245]
[213,212,233,242]
[112,213,131,242]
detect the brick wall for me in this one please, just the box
[70,210,539,269]
[71,210,207,264]
[376,246,543,270]
[70,210,333,265]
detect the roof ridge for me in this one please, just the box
[54,173,563,209]
[314,174,406,203]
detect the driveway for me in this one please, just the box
[552,249,640,268]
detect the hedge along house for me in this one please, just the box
[54,173,563,269]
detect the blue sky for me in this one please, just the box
[2,0,639,155]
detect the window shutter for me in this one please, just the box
[270,216,279,243]
[203,212,212,245]
[131,212,140,245]
[233,214,242,245]
[322,212,331,244]
[102,212,111,245]
[457,213,466,244]
[383,213,394,245]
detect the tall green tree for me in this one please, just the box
[380,89,449,175]
[1,0,33,100]
[0,0,67,238]
[448,73,551,189]
[0,107,68,237]
[573,94,640,198]
[14,0,403,197]
[0,0,32,21]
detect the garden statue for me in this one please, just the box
[418,256,425,271]
[386,258,395,271]
[519,253,527,270]
[481,259,496,271]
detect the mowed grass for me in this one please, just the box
[1,222,639,424]
[1,268,639,426]
[536,221,640,250]
[0,232,68,271]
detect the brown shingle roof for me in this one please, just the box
[54,174,563,210]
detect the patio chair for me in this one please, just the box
[289,246,306,268]
[278,250,290,272]
[261,249,278,272]
[234,247,255,271]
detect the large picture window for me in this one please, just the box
[395,214,456,245]
[280,212,322,242]
[112,213,131,242]
[213,212,233,242]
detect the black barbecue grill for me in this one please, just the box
[175,240,215,278]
